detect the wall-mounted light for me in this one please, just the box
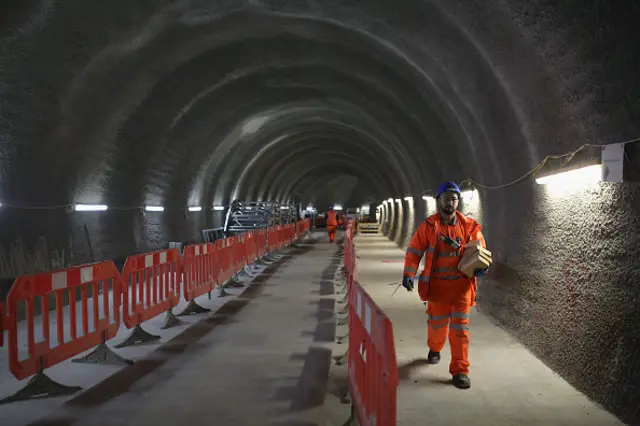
[75,204,108,212]
[145,205,164,212]
[213,205,225,211]
[334,205,343,211]
[188,206,202,212]
[460,189,478,202]
[535,164,602,185]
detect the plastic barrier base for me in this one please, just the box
[177,300,212,316]
[223,274,244,288]
[0,371,82,405]
[161,309,182,329]
[217,285,231,298]
[256,257,273,266]
[72,342,133,366]
[114,325,161,349]
[238,267,254,279]
[334,348,348,366]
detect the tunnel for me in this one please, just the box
[1,0,640,425]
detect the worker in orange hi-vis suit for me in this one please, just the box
[401,181,488,390]
[325,205,340,242]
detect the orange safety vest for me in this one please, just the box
[326,210,339,226]
[403,211,486,306]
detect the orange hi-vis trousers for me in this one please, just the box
[426,296,471,376]
[327,225,337,242]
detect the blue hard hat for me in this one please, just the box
[436,181,461,198]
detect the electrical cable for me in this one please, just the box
[1,136,639,208]
[459,136,640,190]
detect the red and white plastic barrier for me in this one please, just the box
[0,218,311,404]
[182,243,216,302]
[343,220,398,425]
[121,249,182,332]
[5,261,123,381]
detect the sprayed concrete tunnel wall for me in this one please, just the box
[383,181,640,424]
[1,0,640,423]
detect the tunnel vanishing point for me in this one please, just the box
[1,0,640,424]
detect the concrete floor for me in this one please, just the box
[353,233,624,426]
[16,231,625,426]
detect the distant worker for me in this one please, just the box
[325,205,340,242]
[401,181,489,390]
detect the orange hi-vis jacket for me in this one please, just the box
[326,210,339,227]
[403,211,486,306]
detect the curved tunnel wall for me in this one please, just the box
[1,0,640,423]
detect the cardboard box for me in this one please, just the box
[458,242,493,278]
[463,240,492,257]
[465,240,483,250]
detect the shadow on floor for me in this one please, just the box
[273,254,343,413]
[398,358,432,380]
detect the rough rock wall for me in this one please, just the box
[480,181,640,424]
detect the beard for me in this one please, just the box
[440,205,455,215]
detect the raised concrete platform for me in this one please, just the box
[4,233,351,426]
[353,233,624,426]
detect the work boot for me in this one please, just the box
[427,350,441,365]
[452,374,471,389]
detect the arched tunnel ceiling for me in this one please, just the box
[0,1,638,210]
[1,2,640,423]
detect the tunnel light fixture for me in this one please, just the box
[535,164,602,186]
[74,204,108,212]
[422,195,434,201]
[213,205,225,211]
[333,205,343,211]
[145,205,164,212]
[188,206,202,212]
[460,189,478,202]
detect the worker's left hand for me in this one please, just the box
[473,268,489,277]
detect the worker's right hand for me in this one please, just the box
[402,276,414,292]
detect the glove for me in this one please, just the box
[473,268,489,277]
[402,276,414,292]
